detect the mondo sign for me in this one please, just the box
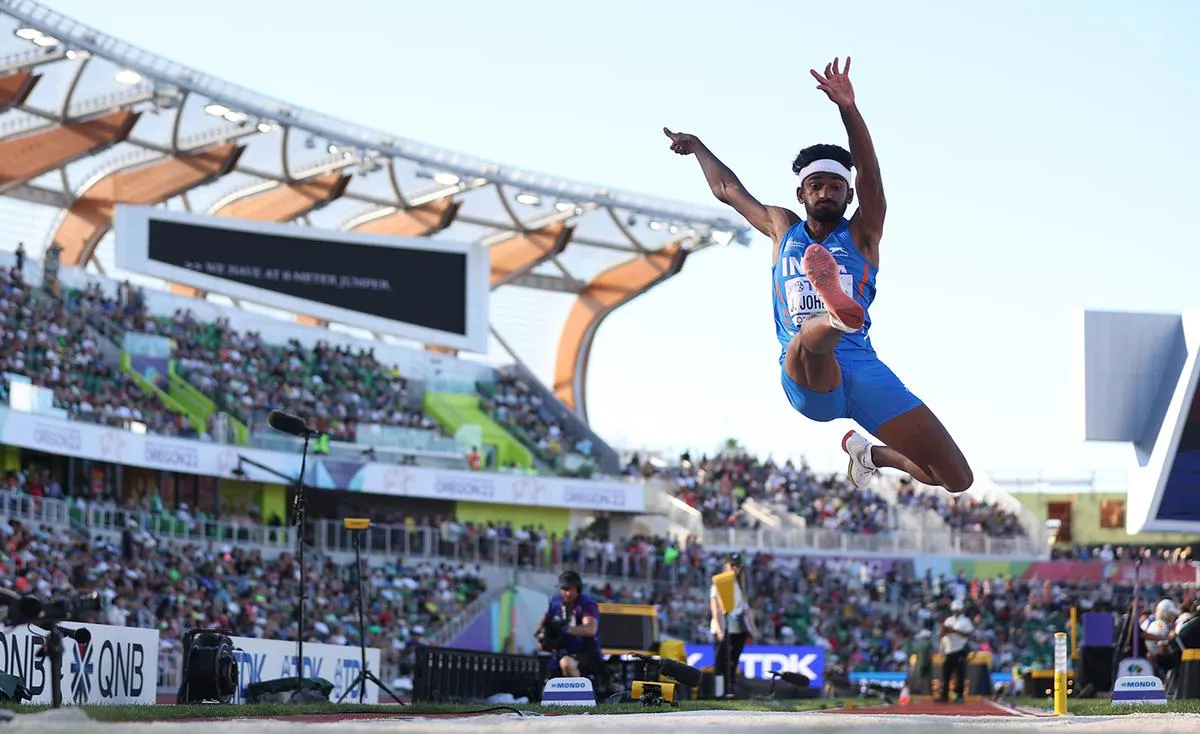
[0,623,158,705]
[114,205,490,354]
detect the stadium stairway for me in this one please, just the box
[118,352,208,434]
[423,584,510,648]
[423,391,535,470]
[500,363,621,475]
[166,366,249,444]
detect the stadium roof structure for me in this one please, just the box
[0,0,752,422]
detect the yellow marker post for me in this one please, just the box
[1053,632,1068,716]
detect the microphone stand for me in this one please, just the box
[292,431,312,702]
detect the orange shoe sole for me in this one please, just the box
[803,244,864,331]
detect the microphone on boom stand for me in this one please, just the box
[268,410,321,439]
[267,409,326,704]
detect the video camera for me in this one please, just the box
[539,617,567,652]
[0,590,103,708]
[7,591,102,628]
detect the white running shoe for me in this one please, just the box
[826,310,858,334]
[841,430,877,489]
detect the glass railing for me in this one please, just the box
[354,423,461,454]
[246,431,467,470]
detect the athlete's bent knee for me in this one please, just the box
[940,464,974,494]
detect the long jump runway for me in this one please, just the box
[6,706,1199,734]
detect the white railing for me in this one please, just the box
[642,480,704,537]
[699,523,1046,558]
[740,497,782,529]
[0,490,295,554]
[0,487,1047,579]
[0,490,71,527]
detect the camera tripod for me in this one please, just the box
[336,519,403,705]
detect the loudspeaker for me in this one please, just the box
[1077,645,1115,695]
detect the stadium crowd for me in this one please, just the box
[626,449,890,532]
[2,460,1197,685]
[138,310,440,442]
[590,549,1198,674]
[0,508,487,686]
[6,251,1193,686]
[896,478,1026,538]
[626,447,1028,539]
[1051,542,1197,564]
[0,267,194,437]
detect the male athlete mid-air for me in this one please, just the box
[664,57,973,493]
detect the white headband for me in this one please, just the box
[797,159,852,185]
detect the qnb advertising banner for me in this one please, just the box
[0,622,158,705]
[229,637,382,704]
[0,407,646,513]
[684,644,825,688]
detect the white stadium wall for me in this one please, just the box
[1081,308,1200,534]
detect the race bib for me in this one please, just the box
[785,273,855,328]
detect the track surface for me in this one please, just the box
[6,704,1199,734]
[820,699,1036,717]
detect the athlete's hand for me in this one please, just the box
[664,127,702,156]
[811,57,855,109]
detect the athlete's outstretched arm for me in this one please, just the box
[812,58,886,253]
[663,128,795,245]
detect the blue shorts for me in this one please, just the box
[780,350,922,435]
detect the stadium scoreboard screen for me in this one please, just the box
[114,205,490,353]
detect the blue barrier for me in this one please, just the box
[848,671,1013,688]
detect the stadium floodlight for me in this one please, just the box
[554,200,578,213]
[32,35,58,47]
[223,111,248,124]
[515,191,541,206]
[14,27,41,40]
[114,69,142,85]
[203,103,230,117]
[649,220,665,231]
[711,229,735,246]
[256,122,275,133]
[433,172,460,186]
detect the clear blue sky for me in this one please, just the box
[36,0,1200,476]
